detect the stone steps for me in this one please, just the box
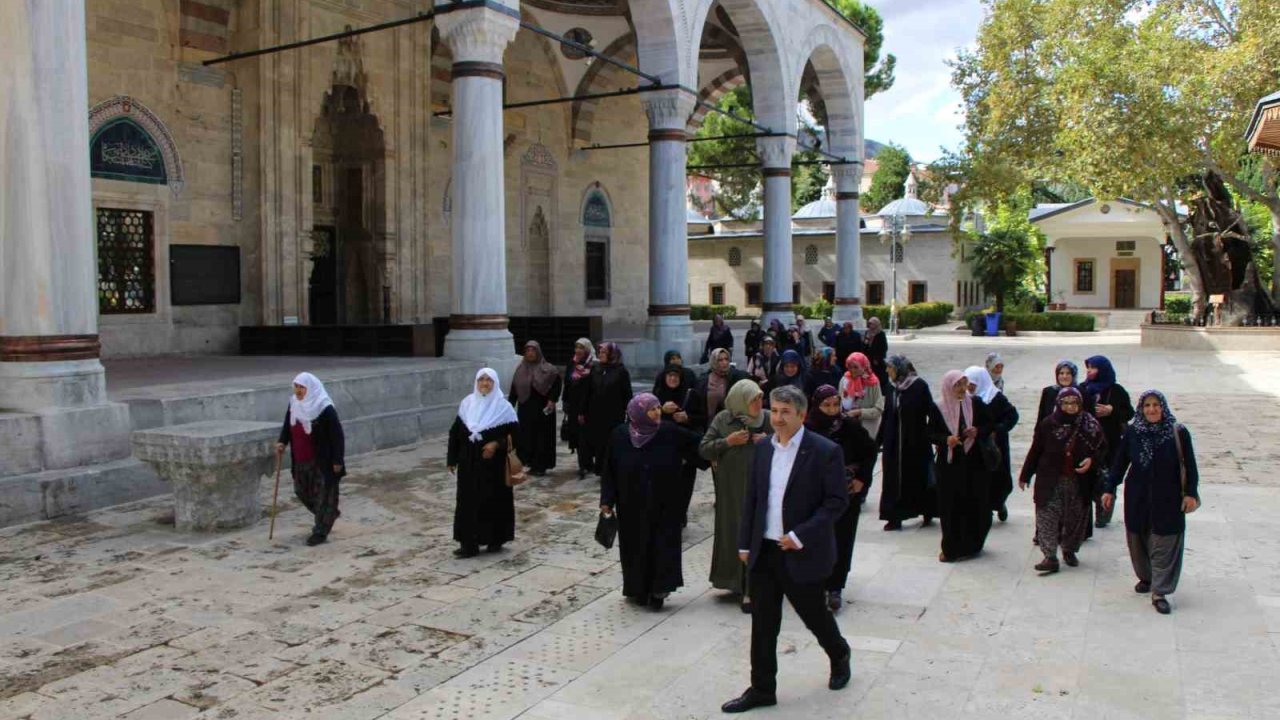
[0,457,165,528]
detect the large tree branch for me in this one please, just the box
[1194,0,1238,43]
[1202,155,1280,210]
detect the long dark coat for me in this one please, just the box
[879,379,937,522]
[512,375,561,473]
[927,397,993,560]
[584,363,633,460]
[863,331,889,390]
[447,418,518,547]
[1090,384,1134,470]
[986,392,1020,512]
[1108,426,1200,536]
[562,365,591,451]
[601,423,702,598]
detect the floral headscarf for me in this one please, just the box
[1130,390,1178,469]
[887,354,918,390]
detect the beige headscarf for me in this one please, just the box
[724,379,766,429]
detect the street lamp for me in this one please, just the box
[878,213,911,335]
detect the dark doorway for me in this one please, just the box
[1114,269,1137,308]
[309,225,339,325]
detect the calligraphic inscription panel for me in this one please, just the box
[90,119,168,185]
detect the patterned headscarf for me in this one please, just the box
[805,384,843,436]
[1055,359,1079,387]
[985,352,1005,391]
[571,338,596,381]
[843,352,872,400]
[1130,390,1178,469]
[939,369,975,461]
[1049,387,1106,456]
[709,347,732,376]
[887,354,918,390]
[626,393,662,448]
[599,342,622,366]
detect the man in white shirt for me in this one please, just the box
[722,385,852,713]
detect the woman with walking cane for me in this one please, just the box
[275,373,346,546]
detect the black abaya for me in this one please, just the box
[879,379,937,523]
[513,375,561,474]
[447,418,518,548]
[814,420,879,592]
[601,423,702,599]
[928,398,993,560]
[582,363,633,475]
[985,392,1020,514]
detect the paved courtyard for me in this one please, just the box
[2,331,1279,720]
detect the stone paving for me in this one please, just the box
[2,331,1279,720]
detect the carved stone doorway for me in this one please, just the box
[310,83,386,325]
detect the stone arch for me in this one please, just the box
[691,0,794,136]
[685,67,747,134]
[88,96,184,195]
[571,32,637,145]
[793,24,861,162]
[627,0,688,86]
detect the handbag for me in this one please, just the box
[979,437,1002,472]
[594,511,618,549]
[504,435,528,487]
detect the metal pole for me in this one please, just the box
[891,215,900,335]
[203,11,435,66]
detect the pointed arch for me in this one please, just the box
[88,96,185,195]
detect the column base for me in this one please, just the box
[636,315,699,370]
[0,359,108,411]
[832,301,866,328]
[443,328,520,381]
[761,303,796,330]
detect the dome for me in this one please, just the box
[876,173,929,217]
[793,174,837,219]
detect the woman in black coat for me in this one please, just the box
[652,349,697,395]
[1103,391,1200,614]
[863,317,890,393]
[1083,355,1134,528]
[276,372,346,546]
[928,369,994,562]
[447,368,520,558]
[601,394,702,610]
[510,341,561,476]
[582,342,633,477]
[965,366,1019,522]
[702,315,733,363]
[562,338,595,479]
[879,355,937,530]
[655,363,700,526]
[807,385,879,613]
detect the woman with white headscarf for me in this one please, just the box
[276,372,346,546]
[447,368,520,558]
[964,365,1020,523]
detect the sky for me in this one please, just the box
[860,0,985,163]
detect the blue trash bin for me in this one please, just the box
[984,312,1002,337]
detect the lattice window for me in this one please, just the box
[97,208,155,314]
[728,246,742,266]
[804,244,819,265]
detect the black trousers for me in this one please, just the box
[826,500,861,592]
[749,543,849,695]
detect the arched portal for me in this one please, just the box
[309,83,386,326]
[692,0,794,136]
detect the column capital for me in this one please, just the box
[435,4,519,65]
[642,90,697,132]
[831,164,863,194]
[756,136,796,170]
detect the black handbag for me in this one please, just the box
[594,512,618,549]
[980,438,1002,472]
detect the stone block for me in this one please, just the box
[0,457,166,527]
[132,420,279,532]
[36,403,133,470]
[0,412,43,476]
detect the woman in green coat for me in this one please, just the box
[700,379,772,612]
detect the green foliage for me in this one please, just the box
[862,302,955,329]
[1165,293,1192,315]
[792,298,835,320]
[961,310,1095,332]
[861,144,912,214]
[690,305,738,320]
[968,225,1040,313]
[827,0,896,99]
[1239,198,1275,289]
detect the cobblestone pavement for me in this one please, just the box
[2,333,1279,719]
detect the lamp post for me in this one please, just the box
[878,213,911,335]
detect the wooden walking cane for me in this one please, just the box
[269,450,283,540]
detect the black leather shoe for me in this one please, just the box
[1152,596,1171,614]
[453,544,479,558]
[1135,580,1151,594]
[721,688,777,713]
[826,590,842,613]
[1034,558,1060,574]
[829,651,852,690]
[1063,551,1079,567]
[883,520,902,531]
[305,533,326,546]
[997,504,1009,522]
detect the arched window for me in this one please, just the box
[583,186,612,304]
[805,244,819,265]
[728,246,742,267]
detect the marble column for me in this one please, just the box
[0,0,106,411]
[437,3,520,363]
[832,164,865,326]
[758,137,796,328]
[642,90,698,365]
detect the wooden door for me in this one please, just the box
[1114,269,1137,308]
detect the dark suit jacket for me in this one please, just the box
[738,429,850,585]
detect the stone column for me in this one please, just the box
[0,0,105,411]
[758,137,796,328]
[437,3,520,362]
[642,90,698,364]
[832,164,865,326]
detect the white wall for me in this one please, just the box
[1050,236,1163,309]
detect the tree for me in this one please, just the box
[947,0,1280,314]
[686,1,893,215]
[861,143,911,214]
[969,226,1040,313]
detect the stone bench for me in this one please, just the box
[132,420,279,532]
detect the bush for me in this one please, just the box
[1165,293,1191,314]
[863,302,955,329]
[690,305,737,320]
[791,298,835,319]
[962,310,1095,332]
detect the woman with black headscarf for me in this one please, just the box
[864,317,890,394]
[601,393,702,610]
[807,384,878,613]
[655,362,699,527]
[879,355,938,530]
[582,342,633,477]
[744,321,765,360]
[702,314,734,363]
[1103,391,1200,614]
[563,338,595,479]
[653,349,697,394]
[1019,387,1107,573]
[510,341,561,477]
[1083,355,1134,528]
[1037,360,1096,425]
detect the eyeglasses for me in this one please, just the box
[1059,399,1081,406]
